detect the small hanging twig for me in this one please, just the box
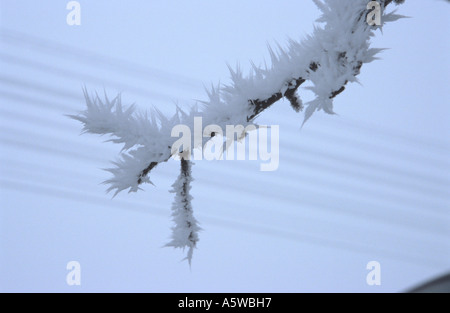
[165,158,200,265]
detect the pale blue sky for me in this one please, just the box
[0,0,449,292]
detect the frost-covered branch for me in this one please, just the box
[70,0,405,262]
[166,159,200,264]
[71,0,404,195]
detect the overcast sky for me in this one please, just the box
[0,0,449,292]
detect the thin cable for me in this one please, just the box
[0,178,446,269]
[0,27,203,89]
[1,132,448,237]
[0,52,185,103]
[1,108,447,202]
[1,82,448,188]
[1,74,447,175]
[1,32,448,153]
[1,117,447,204]
[281,140,449,191]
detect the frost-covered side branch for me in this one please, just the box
[247,77,306,121]
[166,159,200,264]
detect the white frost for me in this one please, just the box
[165,160,200,265]
[70,0,404,263]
